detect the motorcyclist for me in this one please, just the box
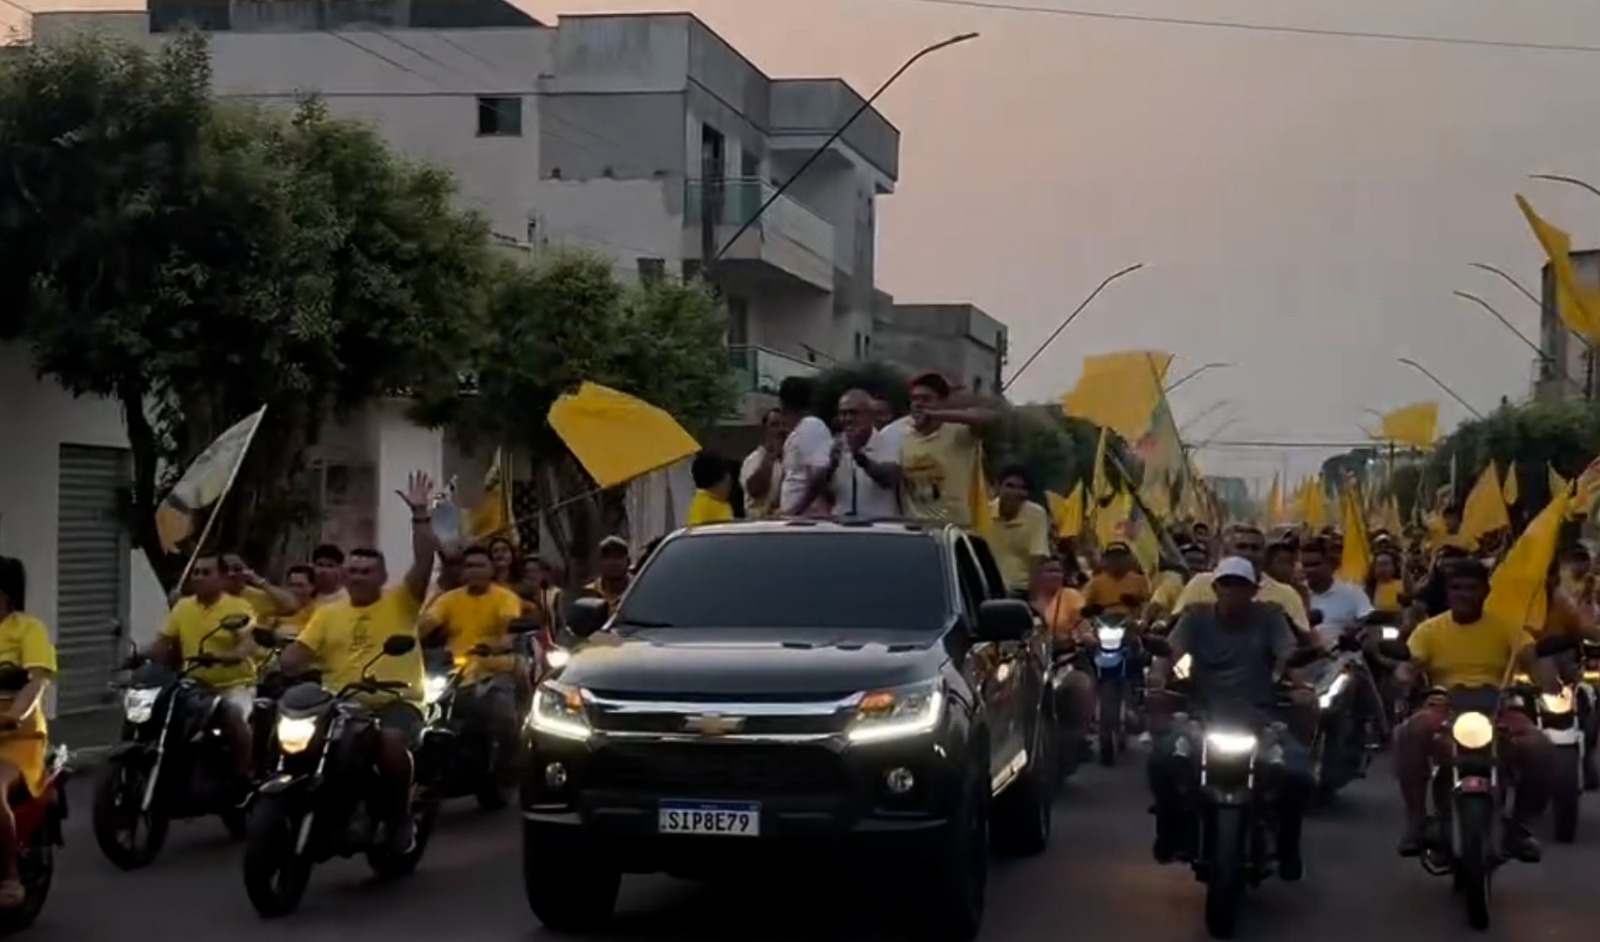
[1146,556,1313,879]
[419,543,524,768]
[279,471,438,856]
[1083,542,1148,619]
[0,556,56,909]
[1392,559,1558,861]
[149,554,258,792]
[1173,525,1313,640]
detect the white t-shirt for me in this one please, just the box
[778,416,835,515]
[831,428,901,520]
[1308,581,1374,645]
[738,446,781,517]
[874,416,910,458]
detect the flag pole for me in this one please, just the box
[173,406,269,592]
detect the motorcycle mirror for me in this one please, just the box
[220,614,252,632]
[566,598,610,638]
[382,634,418,657]
[250,626,279,649]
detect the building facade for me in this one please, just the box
[874,302,1009,396]
[1533,250,1600,403]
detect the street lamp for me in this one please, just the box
[1001,263,1145,392]
[1469,262,1541,308]
[1179,399,1231,434]
[711,32,979,265]
[1530,173,1600,202]
[1396,357,1485,420]
[1165,362,1231,394]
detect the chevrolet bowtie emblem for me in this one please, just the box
[683,713,745,737]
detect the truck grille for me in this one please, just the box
[592,712,846,736]
[589,742,842,794]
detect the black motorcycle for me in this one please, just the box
[241,633,437,918]
[419,618,540,810]
[1088,613,1137,766]
[1308,632,1371,803]
[92,616,252,869]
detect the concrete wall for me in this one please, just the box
[875,303,1010,396]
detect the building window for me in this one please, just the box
[477,96,522,137]
[727,296,750,346]
[637,258,665,285]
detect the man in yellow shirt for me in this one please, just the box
[420,544,524,763]
[282,470,438,856]
[1174,526,1312,637]
[0,556,55,909]
[152,554,259,788]
[1083,542,1150,617]
[222,553,297,621]
[990,464,1050,593]
[686,453,736,526]
[583,536,633,606]
[1391,559,1557,861]
[898,373,996,527]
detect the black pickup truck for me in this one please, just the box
[519,519,1056,941]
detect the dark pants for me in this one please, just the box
[1148,723,1311,858]
[458,674,520,775]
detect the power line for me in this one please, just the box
[1199,439,1386,449]
[873,0,1600,55]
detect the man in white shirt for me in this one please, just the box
[738,408,785,518]
[775,377,835,516]
[830,389,901,519]
[871,397,909,455]
[1300,537,1375,647]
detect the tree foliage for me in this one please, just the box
[0,31,492,581]
[1423,400,1600,518]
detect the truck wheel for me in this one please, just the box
[907,776,988,941]
[522,822,619,932]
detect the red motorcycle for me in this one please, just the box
[0,737,70,931]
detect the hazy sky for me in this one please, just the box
[11,1,1600,486]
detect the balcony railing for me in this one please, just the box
[727,344,821,397]
[685,178,834,267]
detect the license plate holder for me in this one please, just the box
[658,800,761,837]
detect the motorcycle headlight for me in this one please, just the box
[1380,626,1400,642]
[424,674,449,705]
[1318,674,1350,710]
[1540,688,1575,716]
[545,647,571,670]
[1205,730,1258,757]
[528,681,592,742]
[276,715,319,754]
[123,687,160,725]
[1173,653,1193,681]
[848,679,945,745]
[1451,711,1495,750]
[1097,627,1126,648]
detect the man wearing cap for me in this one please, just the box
[1173,525,1313,640]
[1147,556,1314,879]
[584,537,632,606]
[1083,541,1150,618]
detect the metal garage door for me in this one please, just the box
[55,445,130,716]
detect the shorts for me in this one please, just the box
[0,739,45,798]
[375,701,426,745]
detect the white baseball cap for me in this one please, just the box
[1213,555,1259,585]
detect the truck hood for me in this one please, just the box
[557,628,944,698]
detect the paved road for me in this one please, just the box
[26,757,1600,941]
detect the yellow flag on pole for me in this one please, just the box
[1376,402,1439,450]
[1062,351,1174,440]
[154,406,268,554]
[1517,195,1600,342]
[1459,463,1511,544]
[1486,486,1570,631]
[1501,461,1519,506]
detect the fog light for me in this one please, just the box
[544,762,568,790]
[885,767,915,794]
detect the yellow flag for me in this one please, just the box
[1302,479,1328,530]
[154,405,268,554]
[1089,426,1112,501]
[1576,458,1600,518]
[1381,495,1404,535]
[1517,195,1600,342]
[1501,461,1519,506]
[1048,484,1085,538]
[1094,489,1132,549]
[468,448,514,541]
[1486,486,1570,631]
[969,449,994,539]
[1062,351,1174,440]
[1459,463,1512,544]
[1336,478,1372,584]
[1376,402,1440,450]
[1549,464,1570,499]
[1265,474,1282,528]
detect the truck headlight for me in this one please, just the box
[1451,711,1495,750]
[1318,673,1349,709]
[276,715,319,754]
[528,681,591,742]
[848,679,944,745]
[424,674,449,705]
[123,687,159,725]
[1205,730,1258,757]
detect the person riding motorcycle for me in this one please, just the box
[277,471,439,856]
[1146,556,1314,879]
[148,554,259,792]
[1392,558,1559,861]
[419,543,525,760]
[1173,525,1314,641]
[0,556,55,910]
[1083,542,1149,619]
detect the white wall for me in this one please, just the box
[0,344,169,685]
[532,178,683,273]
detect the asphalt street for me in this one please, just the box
[26,755,1600,942]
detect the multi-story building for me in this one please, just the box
[1533,250,1600,402]
[874,302,1009,397]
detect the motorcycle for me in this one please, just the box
[1047,638,1084,785]
[1515,675,1590,843]
[1090,614,1136,766]
[0,665,70,932]
[241,633,437,918]
[419,618,541,810]
[92,616,252,869]
[1383,634,1572,931]
[1308,633,1370,803]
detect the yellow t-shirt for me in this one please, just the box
[900,422,978,527]
[160,594,257,689]
[425,584,523,678]
[1408,610,1529,689]
[0,612,56,793]
[1150,571,1186,611]
[1035,588,1086,639]
[297,587,425,705]
[687,490,735,526]
[1083,571,1150,616]
[989,499,1050,590]
[238,586,284,620]
[1174,572,1311,632]
[1372,579,1405,612]
[585,579,628,607]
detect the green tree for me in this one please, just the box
[1425,401,1600,521]
[419,252,738,564]
[0,32,492,582]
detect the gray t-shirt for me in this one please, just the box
[1169,602,1298,725]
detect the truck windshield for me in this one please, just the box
[615,532,949,630]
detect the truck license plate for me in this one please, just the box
[658,800,760,836]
